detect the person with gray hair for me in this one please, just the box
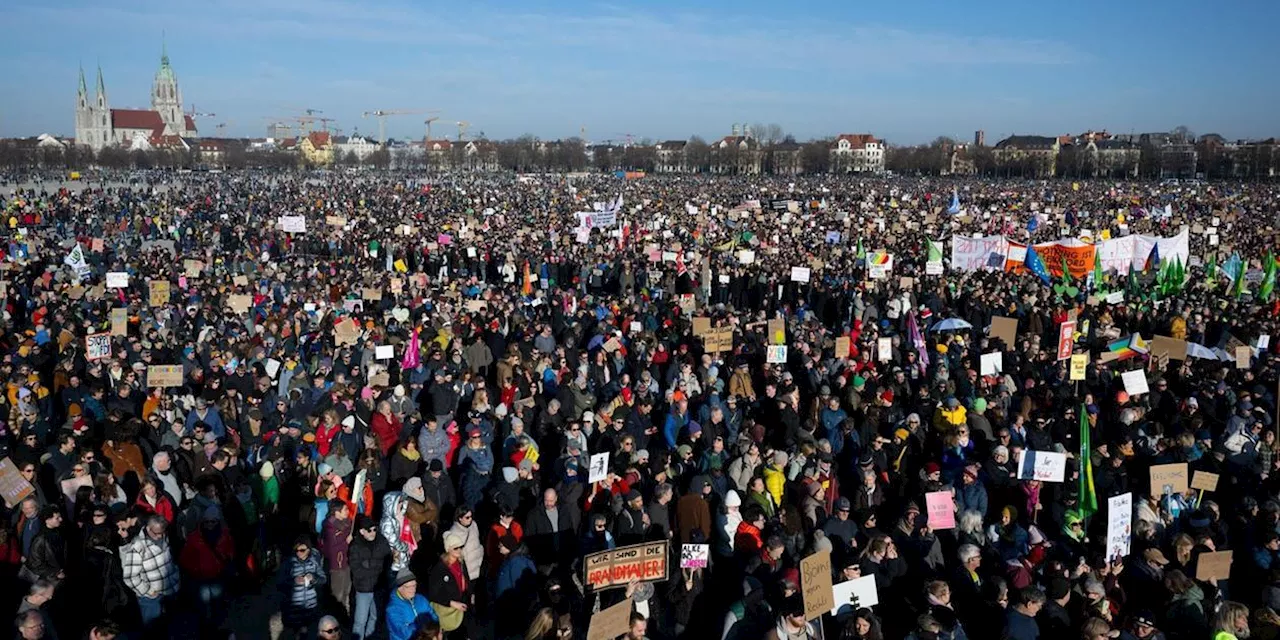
[121,515,179,630]
[15,610,45,640]
[317,614,343,638]
[1003,586,1045,640]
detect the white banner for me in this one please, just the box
[105,272,130,288]
[279,216,307,233]
[950,235,1008,272]
[1106,493,1133,561]
[575,209,617,229]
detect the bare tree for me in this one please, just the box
[750,123,786,146]
[685,136,710,173]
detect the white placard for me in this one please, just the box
[85,333,111,361]
[1105,291,1124,304]
[279,215,307,233]
[1016,450,1067,482]
[1106,492,1133,562]
[588,452,610,483]
[766,345,787,364]
[680,544,709,569]
[877,337,892,363]
[925,262,944,275]
[737,250,756,265]
[830,574,879,615]
[718,274,730,284]
[790,266,811,283]
[375,345,394,360]
[106,272,130,288]
[1121,369,1150,396]
[980,351,1003,376]
[265,358,282,379]
[1259,335,1271,350]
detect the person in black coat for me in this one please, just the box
[348,514,391,640]
[428,531,477,640]
[23,506,66,583]
[422,460,457,522]
[523,488,578,569]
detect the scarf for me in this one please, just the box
[399,446,421,462]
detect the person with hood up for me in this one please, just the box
[382,492,417,573]
[444,505,484,583]
[716,490,744,555]
[676,475,713,544]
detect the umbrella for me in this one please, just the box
[1185,343,1217,360]
[930,318,973,332]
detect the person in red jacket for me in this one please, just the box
[135,476,177,524]
[735,504,766,556]
[315,409,343,458]
[179,506,236,621]
[371,401,403,456]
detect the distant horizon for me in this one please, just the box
[3,0,1277,145]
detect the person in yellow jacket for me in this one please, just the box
[762,450,788,507]
[1170,313,1187,340]
[1212,601,1250,640]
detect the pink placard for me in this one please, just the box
[437,233,453,246]
[925,491,955,530]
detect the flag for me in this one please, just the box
[1205,252,1218,290]
[947,191,960,215]
[1259,251,1276,301]
[856,238,866,261]
[1143,243,1160,274]
[1025,244,1051,285]
[400,326,421,370]
[926,239,943,263]
[522,260,533,296]
[1078,404,1098,519]
[1091,250,1104,291]
[1232,255,1248,299]
[906,310,929,375]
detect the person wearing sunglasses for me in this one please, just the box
[280,536,328,637]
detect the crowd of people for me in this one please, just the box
[0,170,1278,640]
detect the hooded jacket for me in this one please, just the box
[676,476,712,544]
[380,492,413,572]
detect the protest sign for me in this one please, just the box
[587,599,633,640]
[1150,463,1189,495]
[1106,493,1133,561]
[146,365,184,388]
[835,336,851,358]
[464,299,487,313]
[877,337,893,363]
[980,352,1003,376]
[925,491,955,529]
[768,319,786,345]
[703,327,733,353]
[691,317,711,337]
[678,294,695,316]
[375,345,394,360]
[680,544,709,569]
[279,215,307,233]
[767,345,787,364]
[1121,370,1150,396]
[925,261,944,275]
[0,459,34,508]
[990,316,1018,346]
[334,319,360,346]
[369,372,390,387]
[790,266,811,283]
[1236,346,1251,369]
[149,280,170,306]
[325,215,347,227]
[110,308,128,336]
[588,452,610,483]
[1191,471,1220,492]
[583,541,669,591]
[1070,354,1088,381]
[800,551,834,621]
[183,260,204,278]
[831,574,879,616]
[106,272,129,288]
[1057,321,1076,360]
[85,333,111,361]
[1016,450,1067,482]
[1196,551,1233,581]
[362,288,382,302]
[228,295,252,314]
[265,358,282,379]
[1151,335,1188,361]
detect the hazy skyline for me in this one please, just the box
[3,0,1277,145]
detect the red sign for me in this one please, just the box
[1058,321,1077,361]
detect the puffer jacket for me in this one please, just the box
[727,453,760,493]
[446,520,484,580]
[280,548,326,616]
[762,463,786,506]
[418,425,452,468]
[380,493,412,572]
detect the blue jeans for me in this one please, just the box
[352,591,377,640]
[138,595,163,628]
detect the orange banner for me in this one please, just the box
[1006,242,1096,279]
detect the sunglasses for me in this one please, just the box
[320,627,339,634]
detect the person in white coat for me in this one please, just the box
[445,506,484,581]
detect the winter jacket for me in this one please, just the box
[418,425,452,468]
[178,526,235,581]
[349,532,391,593]
[727,454,760,493]
[446,520,484,581]
[381,493,413,572]
[279,548,327,615]
[386,591,437,640]
[955,481,988,518]
[121,533,180,597]
[494,551,536,600]
[675,477,712,544]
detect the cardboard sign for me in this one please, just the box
[149,280,170,307]
[279,215,307,233]
[228,295,252,314]
[146,365,184,388]
[375,345,394,360]
[925,491,955,529]
[369,372,391,388]
[183,259,205,277]
[0,458,34,508]
[677,294,695,316]
[766,345,787,364]
[1191,471,1220,492]
[325,215,347,227]
[1016,450,1067,482]
[800,551,834,621]
[1150,463,1189,495]
[1105,492,1133,562]
[587,598,633,640]
[703,327,734,353]
[1151,335,1188,361]
[1236,345,1251,369]
[768,319,786,345]
[1057,321,1076,360]
[830,574,879,616]
[106,272,129,289]
[362,288,382,302]
[85,333,111,361]
[463,300,487,313]
[834,337,851,359]
[790,266,811,283]
[110,308,128,336]
[233,275,249,287]
[980,351,1003,376]
[334,319,361,346]
[680,544,709,569]
[691,317,711,337]
[1121,370,1149,396]
[582,541,669,591]
[990,316,1018,347]
[1070,353,1088,381]
[1196,550,1233,581]
[588,452,610,484]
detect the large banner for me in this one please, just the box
[583,541,669,591]
[951,235,1008,272]
[973,229,1188,276]
[1005,240,1096,279]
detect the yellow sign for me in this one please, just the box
[1069,354,1088,381]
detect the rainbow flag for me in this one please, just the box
[1106,334,1148,361]
[870,251,891,266]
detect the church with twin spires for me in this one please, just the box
[75,43,199,151]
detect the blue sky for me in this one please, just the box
[2,0,1277,145]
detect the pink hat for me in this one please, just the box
[361,387,375,400]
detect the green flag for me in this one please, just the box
[1232,256,1248,299]
[927,239,943,263]
[1079,404,1098,519]
[1205,252,1218,290]
[1092,250,1104,292]
[1260,251,1276,301]
[856,238,866,261]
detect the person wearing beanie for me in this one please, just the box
[349,514,391,640]
[386,567,436,640]
[1039,576,1074,639]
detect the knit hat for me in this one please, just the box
[393,568,417,588]
[402,477,425,503]
[442,531,465,550]
[725,490,742,508]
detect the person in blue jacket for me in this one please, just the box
[386,568,438,640]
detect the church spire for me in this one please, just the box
[78,64,87,97]
[161,31,170,68]
[95,64,106,96]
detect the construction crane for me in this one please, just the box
[362,109,437,146]
[214,120,235,136]
[315,117,336,132]
[424,116,440,142]
[281,105,324,116]
[292,115,319,135]
[456,121,470,142]
[186,104,216,118]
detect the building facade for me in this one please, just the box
[75,44,198,151]
[830,134,885,173]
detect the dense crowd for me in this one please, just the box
[1,170,1279,640]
